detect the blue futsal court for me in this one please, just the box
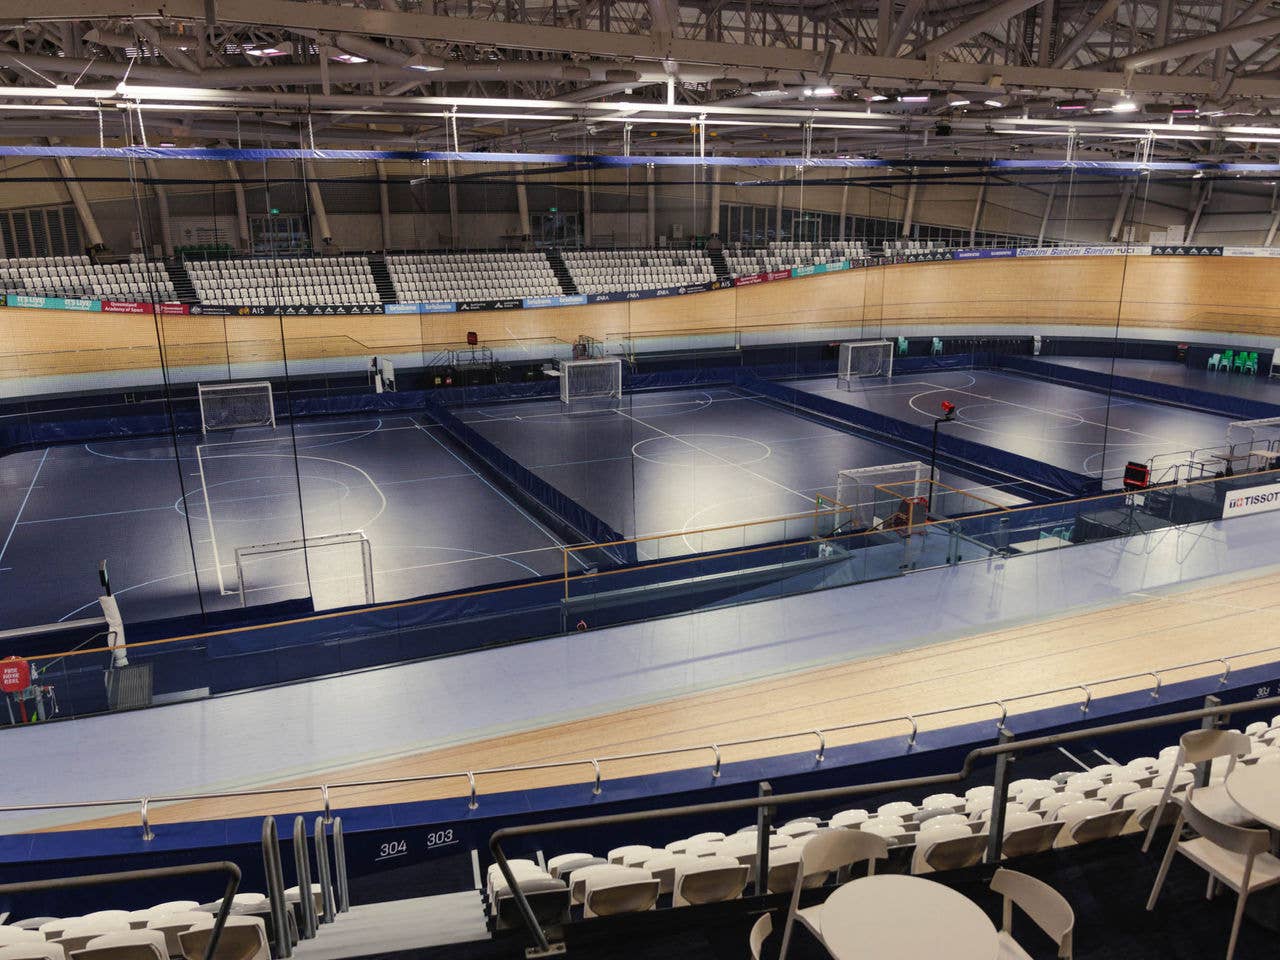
[792,368,1236,482]
[0,364,1245,630]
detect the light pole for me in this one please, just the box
[928,400,957,514]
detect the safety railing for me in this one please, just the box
[489,693,1280,954]
[8,463,1278,733]
[3,639,1278,837]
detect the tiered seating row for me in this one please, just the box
[726,240,868,277]
[186,256,379,306]
[561,250,716,294]
[0,255,176,302]
[485,718,1280,930]
[386,252,560,301]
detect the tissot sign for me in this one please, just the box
[1222,481,1280,519]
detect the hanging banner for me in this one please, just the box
[6,294,100,311]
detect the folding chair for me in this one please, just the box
[1143,729,1254,853]
[777,830,888,960]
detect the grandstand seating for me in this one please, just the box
[185,256,379,306]
[386,252,560,301]
[561,249,716,293]
[0,255,177,302]
[725,240,868,277]
[476,719,1280,931]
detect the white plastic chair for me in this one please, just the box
[777,830,888,960]
[1144,729,1255,853]
[1148,798,1280,960]
[73,929,167,960]
[672,857,749,907]
[177,915,270,960]
[582,873,659,919]
[991,868,1074,959]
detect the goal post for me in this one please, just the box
[830,461,931,534]
[837,340,894,389]
[560,357,623,406]
[198,381,276,433]
[234,531,374,610]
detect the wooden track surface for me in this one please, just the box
[49,565,1280,833]
[4,255,1280,380]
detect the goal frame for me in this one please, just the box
[559,357,623,405]
[198,380,276,433]
[833,461,931,534]
[837,340,894,390]
[234,530,374,609]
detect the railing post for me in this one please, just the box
[984,729,1015,864]
[292,816,317,940]
[261,817,292,959]
[331,817,350,914]
[753,781,774,898]
[313,816,335,924]
[1197,694,1224,789]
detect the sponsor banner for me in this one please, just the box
[1016,245,1149,257]
[732,272,767,287]
[159,302,191,316]
[1223,247,1280,258]
[792,260,851,278]
[1223,481,1280,519]
[100,300,152,314]
[1151,245,1222,256]
[522,294,588,309]
[0,657,30,693]
[6,294,100,311]
[201,302,387,317]
[385,301,459,314]
[952,248,1017,260]
[898,251,953,263]
[458,298,522,312]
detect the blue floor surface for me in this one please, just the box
[0,414,569,627]
[460,387,1022,558]
[791,369,1235,482]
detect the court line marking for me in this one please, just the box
[613,408,815,507]
[196,448,390,596]
[0,447,48,567]
[409,417,586,569]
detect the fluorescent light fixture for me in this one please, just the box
[868,93,890,102]
[1170,103,1198,115]
[403,53,447,72]
[804,86,836,97]
[749,82,788,98]
[983,98,1004,108]
[948,97,970,107]
[1056,99,1090,111]
[1110,100,1139,113]
[159,141,176,147]
[900,92,931,103]
[330,53,368,64]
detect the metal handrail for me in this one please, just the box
[0,862,241,960]
[489,693,1280,953]
[2,641,1279,837]
[292,816,317,940]
[262,817,292,959]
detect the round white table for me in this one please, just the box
[817,874,998,960]
[1227,763,1280,830]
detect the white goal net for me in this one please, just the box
[831,461,931,534]
[198,381,276,433]
[235,531,374,611]
[560,357,623,405]
[837,340,894,389]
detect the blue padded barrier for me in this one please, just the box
[422,399,636,565]
[734,370,1101,499]
[999,355,1280,421]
